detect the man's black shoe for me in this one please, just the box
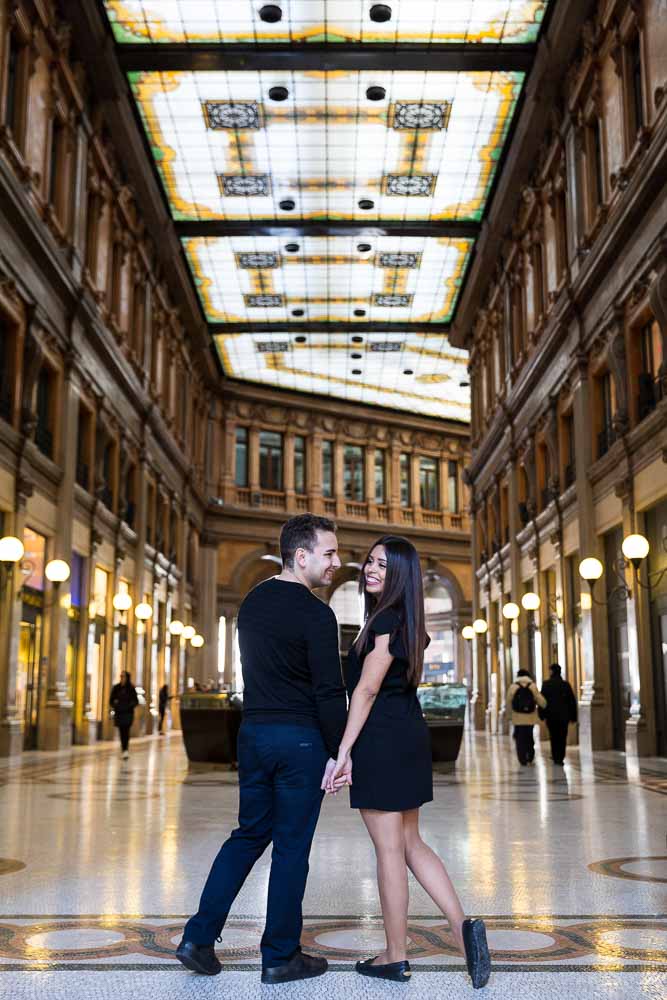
[261,951,328,984]
[175,938,222,976]
[462,918,491,989]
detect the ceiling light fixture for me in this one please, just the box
[351,369,362,375]
[354,309,366,316]
[352,335,364,343]
[370,4,392,22]
[358,199,374,210]
[357,243,372,252]
[284,243,299,253]
[268,86,289,102]
[291,308,305,316]
[279,199,295,211]
[259,4,282,23]
[366,86,386,101]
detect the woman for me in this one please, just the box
[326,536,490,988]
[109,671,139,760]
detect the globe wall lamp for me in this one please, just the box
[182,624,196,641]
[0,535,26,595]
[45,559,70,584]
[461,625,475,640]
[134,602,153,621]
[190,634,205,648]
[472,618,488,635]
[112,591,132,613]
[621,533,667,589]
[502,602,520,621]
[169,619,184,636]
[521,592,541,611]
[578,555,629,607]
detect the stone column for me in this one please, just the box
[308,431,324,514]
[38,364,78,750]
[410,453,421,525]
[199,542,219,686]
[0,479,32,757]
[284,431,296,512]
[439,454,449,524]
[249,427,260,494]
[508,453,529,671]
[572,360,613,754]
[68,115,88,281]
[563,114,585,280]
[621,501,656,759]
[469,502,487,730]
[221,604,237,689]
[101,545,123,741]
[364,446,376,520]
[131,447,149,731]
[222,415,237,503]
[389,439,401,525]
[334,438,345,518]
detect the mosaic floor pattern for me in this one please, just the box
[0,731,666,998]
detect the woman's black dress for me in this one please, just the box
[345,608,433,812]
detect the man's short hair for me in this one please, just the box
[279,513,337,568]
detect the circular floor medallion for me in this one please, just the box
[588,855,667,884]
[0,858,25,876]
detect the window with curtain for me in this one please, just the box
[322,440,333,497]
[235,427,248,486]
[344,445,364,501]
[294,435,306,494]
[374,449,385,504]
[400,453,410,506]
[260,431,283,490]
[448,460,459,513]
[419,457,439,510]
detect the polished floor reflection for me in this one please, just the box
[0,731,666,998]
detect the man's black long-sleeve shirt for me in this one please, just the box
[237,577,347,758]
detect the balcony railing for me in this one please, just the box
[422,511,441,529]
[376,505,389,522]
[345,501,367,519]
[323,499,337,516]
[296,496,309,512]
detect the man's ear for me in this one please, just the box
[295,547,307,568]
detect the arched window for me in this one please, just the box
[329,579,362,626]
[424,580,453,617]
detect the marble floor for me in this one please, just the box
[0,729,666,999]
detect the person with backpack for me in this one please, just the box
[538,664,578,765]
[507,669,547,766]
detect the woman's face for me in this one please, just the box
[364,545,387,596]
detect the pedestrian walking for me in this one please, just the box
[539,664,577,765]
[110,671,139,760]
[158,683,171,734]
[506,669,547,766]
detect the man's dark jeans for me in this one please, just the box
[183,721,328,968]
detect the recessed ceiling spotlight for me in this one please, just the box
[279,198,295,211]
[292,308,305,316]
[295,335,307,343]
[351,353,362,359]
[352,369,362,375]
[353,309,366,316]
[259,4,282,23]
[459,380,470,387]
[284,243,300,252]
[370,4,392,23]
[358,199,375,210]
[357,243,372,253]
[352,336,364,343]
[269,85,289,101]
[366,86,386,101]
[403,369,414,375]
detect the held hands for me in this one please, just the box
[321,750,352,795]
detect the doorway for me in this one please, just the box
[16,606,43,750]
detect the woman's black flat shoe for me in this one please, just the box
[355,957,412,982]
[462,918,491,989]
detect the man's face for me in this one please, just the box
[299,530,341,588]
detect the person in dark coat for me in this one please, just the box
[539,664,578,765]
[110,671,139,759]
[158,683,171,734]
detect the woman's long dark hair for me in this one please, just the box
[353,535,426,687]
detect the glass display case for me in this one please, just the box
[417,682,467,762]
[180,691,242,763]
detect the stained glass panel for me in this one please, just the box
[213,330,470,420]
[105,1,549,46]
[129,69,524,222]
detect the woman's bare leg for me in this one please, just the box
[360,809,409,964]
[402,809,466,954]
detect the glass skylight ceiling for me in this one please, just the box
[105,1,549,45]
[184,236,474,323]
[102,1,551,419]
[130,69,523,222]
[214,331,471,421]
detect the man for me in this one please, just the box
[506,669,547,766]
[539,663,578,765]
[176,514,349,983]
